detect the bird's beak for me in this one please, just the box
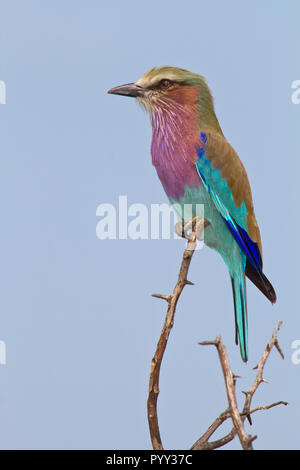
[107,83,145,98]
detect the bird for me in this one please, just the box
[108,66,276,362]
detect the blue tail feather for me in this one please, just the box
[231,272,248,362]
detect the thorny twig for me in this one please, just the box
[147,218,286,450]
[191,322,286,450]
[148,217,208,450]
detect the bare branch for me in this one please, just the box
[147,217,286,450]
[152,294,171,302]
[191,409,230,450]
[147,217,208,450]
[241,401,289,416]
[192,321,285,450]
[245,322,283,413]
[200,336,255,449]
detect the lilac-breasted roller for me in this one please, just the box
[108,66,276,362]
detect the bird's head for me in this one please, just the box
[108,66,222,134]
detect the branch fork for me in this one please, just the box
[147,217,286,450]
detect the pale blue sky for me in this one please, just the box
[0,0,299,450]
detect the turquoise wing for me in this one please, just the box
[195,132,263,276]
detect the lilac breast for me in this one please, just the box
[151,112,202,201]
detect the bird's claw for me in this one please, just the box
[174,216,209,241]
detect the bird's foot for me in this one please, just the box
[174,216,209,241]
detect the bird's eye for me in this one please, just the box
[161,79,171,88]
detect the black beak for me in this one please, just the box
[107,83,145,98]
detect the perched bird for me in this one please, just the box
[108,66,276,362]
